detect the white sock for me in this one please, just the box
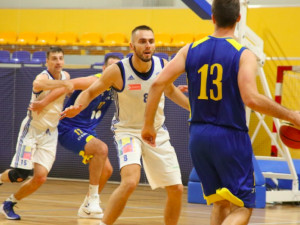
[89,184,99,196]
[7,194,18,203]
[100,221,107,225]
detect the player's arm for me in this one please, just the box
[32,72,73,93]
[238,49,300,127]
[142,45,189,146]
[164,84,189,111]
[61,64,122,119]
[160,57,189,110]
[29,87,66,114]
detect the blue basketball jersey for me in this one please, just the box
[186,36,248,131]
[59,74,113,130]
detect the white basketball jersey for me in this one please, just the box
[29,70,67,131]
[112,56,165,132]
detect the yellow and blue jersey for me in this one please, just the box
[186,36,247,131]
[59,74,113,131]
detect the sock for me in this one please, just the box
[7,194,18,203]
[100,221,107,225]
[89,184,99,196]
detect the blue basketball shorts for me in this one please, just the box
[58,123,97,154]
[189,123,255,208]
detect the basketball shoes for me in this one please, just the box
[0,201,21,220]
[78,194,103,219]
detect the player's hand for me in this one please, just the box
[60,104,82,120]
[141,125,157,147]
[292,111,300,129]
[28,101,45,114]
[178,85,188,93]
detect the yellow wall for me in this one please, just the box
[1,7,300,157]
[0,9,214,38]
[1,8,299,57]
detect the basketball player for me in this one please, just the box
[0,47,72,220]
[60,25,190,225]
[29,55,121,219]
[141,1,300,224]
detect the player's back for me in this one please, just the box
[186,36,248,131]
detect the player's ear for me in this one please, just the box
[237,14,241,22]
[211,14,216,24]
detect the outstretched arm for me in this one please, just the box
[61,64,122,119]
[238,49,300,127]
[142,44,189,146]
[29,87,66,114]
[164,84,189,111]
[33,72,72,93]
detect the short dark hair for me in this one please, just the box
[131,25,154,39]
[104,55,121,66]
[212,0,240,28]
[47,46,64,58]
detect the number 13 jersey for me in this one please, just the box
[186,36,248,131]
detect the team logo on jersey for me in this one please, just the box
[128,75,135,80]
[128,84,141,90]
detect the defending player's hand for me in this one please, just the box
[60,104,82,120]
[141,125,157,147]
[28,100,45,114]
[178,85,188,93]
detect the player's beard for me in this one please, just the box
[133,46,153,62]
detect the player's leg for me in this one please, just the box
[221,204,252,225]
[80,137,108,217]
[0,118,36,220]
[210,200,231,225]
[98,158,113,193]
[142,127,183,225]
[14,163,48,200]
[165,184,183,225]
[58,125,108,218]
[102,164,141,225]
[0,168,32,220]
[102,134,142,225]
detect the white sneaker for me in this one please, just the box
[77,194,103,219]
[77,203,103,219]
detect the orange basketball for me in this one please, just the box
[279,123,300,149]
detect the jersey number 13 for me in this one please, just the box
[198,63,223,101]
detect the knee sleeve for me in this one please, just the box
[8,168,31,183]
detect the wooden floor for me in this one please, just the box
[1,180,300,225]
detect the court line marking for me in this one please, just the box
[15,197,300,224]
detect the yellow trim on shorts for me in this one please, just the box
[78,135,95,164]
[86,135,94,143]
[204,188,244,207]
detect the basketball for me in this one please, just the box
[279,123,300,149]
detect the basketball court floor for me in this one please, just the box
[1,179,300,225]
